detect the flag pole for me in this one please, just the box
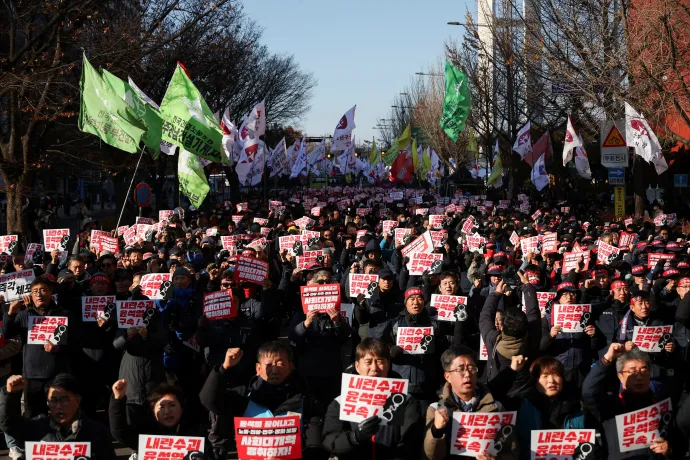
[115,146,146,235]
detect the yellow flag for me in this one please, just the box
[412,138,419,171]
[382,124,411,167]
[369,137,378,165]
[487,154,504,186]
[421,146,432,178]
[468,128,479,159]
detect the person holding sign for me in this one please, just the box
[2,276,70,418]
[0,373,115,459]
[595,279,631,354]
[582,343,672,459]
[199,341,324,459]
[540,282,597,386]
[423,345,522,460]
[354,268,405,340]
[380,287,445,407]
[109,380,209,455]
[322,339,423,460]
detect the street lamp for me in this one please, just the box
[416,72,443,77]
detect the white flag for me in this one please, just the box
[427,150,440,185]
[652,153,669,175]
[513,122,533,159]
[307,139,327,175]
[236,139,261,185]
[269,138,288,178]
[220,107,241,164]
[245,142,266,186]
[239,100,266,143]
[290,137,308,179]
[625,102,661,164]
[332,105,356,151]
[562,116,583,166]
[531,153,549,191]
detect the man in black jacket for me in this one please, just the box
[322,338,422,460]
[0,373,114,459]
[199,341,324,459]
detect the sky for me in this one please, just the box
[242,0,474,147]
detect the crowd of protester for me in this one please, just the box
[0,186,689,459]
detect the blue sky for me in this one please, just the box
[242,0,474,146]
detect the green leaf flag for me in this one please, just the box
[381,124,411,167]
[369,137,378,166]
[178,149,210,208]
[101,69,163,158]
[159,64,223,163]
[440,60,472,142]
[78,54,146,153]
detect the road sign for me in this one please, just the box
[608,168,625,186]
[134,183,152,207]
[601,121,629,168]
[674,174,688,188]
[614,186,625,218]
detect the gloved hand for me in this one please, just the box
[354,415,380,443]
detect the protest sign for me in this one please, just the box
[541,232,558,254]
[462,216,476,234]
[406,252,443,275]
[294,216,315,229]
[647,253,675,269]
[396,326,434,354]
[295,250,326,270]
[632,325,673,352]
[136,224,154,241]
[415,208,429,216]
[138,435,205,460]
[82,296,115,322]
[27,316,68,345]
[561,206,570,214]
[260,227,271,237]
[429,230,448,248]
[390,191,404,200]
[466,234,486,252]
[220,235,241,250]
[206,227,218,237]
[43,228,70,251]
[479,335,488,361]
[159,210,174,222]
[625,217,633,226]
[300,284,341,313]
[123,225,138,246]
[253,217,269,226]
[247,237,267,250]
[0,235,18,254]
[24,243,44,266]
[531,210,542,221]
[597,240,620,265]
[394,228,412,246]
[563,251,590,272]
[401,231,434,258]
[139,273,172,300]
[26,442,90,460]
[91,229,119,254]
[552,304,592,333]
[619,232,637,249]
[431,294,468,322]
[429,215,445,229]
[278,235,303,255]
[529,429,596,460]
[348,273,379,299]
[231,215,243,225]
[234,256,269,284]
[450,411,517,457]
[509,231,520,246]
[355,229,367,248]
[116,300,155,328]
[135,217,154,225]
[339,374,409,423]
[520,236,540,254]
[535,292,557,314]
[382,220,398,234]
[356,207,372,216]
[0,269,35,302]
[234,416,302,460]
[236,202,248,213]
[615,398,671,452]
[203,290,238,320]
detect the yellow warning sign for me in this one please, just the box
[603,125,626,148]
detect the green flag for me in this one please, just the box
[178,149,210,208]
[382,124,411,167]
[411,138,419,172]
[420,146,432,179]
[78,54,145,153]
[160,64,223,163]
[369,138,378,165]
[101,69,163,158]
[440,60,472,142]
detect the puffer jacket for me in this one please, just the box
[355,285,404,339]
[288,310,352,378]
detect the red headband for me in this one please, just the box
[405,287,424,301]
[611,280,627,290]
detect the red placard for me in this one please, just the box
[234,256,269,284]
[203,290,238,320]
[300,283,341,313]
[619,231,637,249]
[234,416,302,460]
[647,253,675,269]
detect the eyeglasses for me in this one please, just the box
[31,288,50,295]
[621,367,650,376]
[448,364,478,375]
[47,396,71,407]
[315,279,332,284]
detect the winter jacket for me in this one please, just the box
[0,389,114,459]
[288,310,352,378]
[422,382,516,460]
[322,370,423,460]
[2,301,71,380]
[355,285,404,339]
[540,308,597,373]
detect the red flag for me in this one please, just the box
[524,131,552,168]
[390,148,414,183]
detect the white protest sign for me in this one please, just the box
[116,300,155,328]
[81,296,116,322]
[529,429,596,460]
[43,228,70,251]
[139,273,172,300]
[632,325,673,353]
[401,231,434,258]
[396,326,434,354]
[450,411,517,457]
[348,273,379,299]
[137,435,205,460]
[26,442,90,460]
[552,304,591,333]
[406,252,443,275]
[431,294,468,322]
[339,374,409,423]
[27,316,68,345]
[615,398,671,452]
[0,269,35,302]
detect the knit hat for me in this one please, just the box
[173,267,191,278]
[404,287,424,302]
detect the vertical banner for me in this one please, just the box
[614,186,625,218]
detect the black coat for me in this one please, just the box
[0,389,114,459]
[288,310,352,378]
